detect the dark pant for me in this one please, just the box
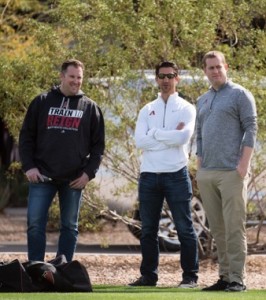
[138,167,198,282]
[27,181,82,262]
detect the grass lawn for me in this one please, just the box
[0,286,265,300]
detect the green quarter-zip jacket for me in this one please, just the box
[196,81,257,170]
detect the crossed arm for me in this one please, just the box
[135,108,195,151]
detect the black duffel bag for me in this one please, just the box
[0,255,92,292]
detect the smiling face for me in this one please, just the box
[60,65,84,96]
[156,67,179,99]
[204,55,228,90]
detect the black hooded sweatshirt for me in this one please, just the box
[19,86,105,181]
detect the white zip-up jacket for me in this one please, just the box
[135,92,196,173]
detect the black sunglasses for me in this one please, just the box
[157,73,177,79]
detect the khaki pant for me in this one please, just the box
[196,169,248,284]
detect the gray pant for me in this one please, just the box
[196,169,248,284]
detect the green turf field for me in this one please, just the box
[0,285,265,300]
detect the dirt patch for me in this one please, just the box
[0,210,265,289]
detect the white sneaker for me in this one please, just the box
[178,279,198,288]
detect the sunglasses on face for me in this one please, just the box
[157,73,177,79]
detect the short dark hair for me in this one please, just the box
[155,61,179,76]
[61,59,84,73]
[202,51,226,68]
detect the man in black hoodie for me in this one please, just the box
[19,59,105,262]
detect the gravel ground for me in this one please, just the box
[0,209,266,289]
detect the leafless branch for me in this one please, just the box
[0,0,11,25]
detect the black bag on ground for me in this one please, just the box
[0,259,37,292]
[0,255,92,292]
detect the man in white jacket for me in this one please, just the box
[129,61,198,288]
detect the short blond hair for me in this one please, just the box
[202,51,226,68]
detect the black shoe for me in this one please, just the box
[178,278,198,288]
[202,278,229,291]
[128,276,157,287]
[225,282,246,292]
